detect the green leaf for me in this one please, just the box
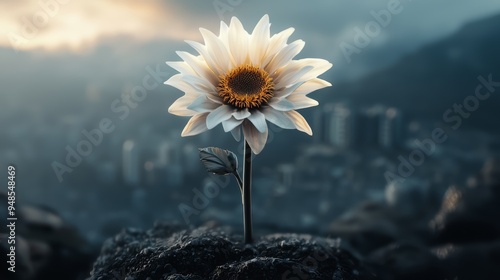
[199,147,238,175]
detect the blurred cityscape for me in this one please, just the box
[2,88,498,245]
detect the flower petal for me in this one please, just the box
[168,94,198,116]
[182,113,209,136]
[262,27,295,67]
[247,110,268,133]
[165,74,195,93]
[286,94,319,109]
[175,51,218,85]
[206,93,223,104]
[187,96,220,112]
[166,61,196,76]
[206,105,233,129]
[275,66,314,89]
[291,58,333,83]
[243,120,268,154]
[182,74,217,93]
[261,107,296,129]
[249,14,270,65]
[230,126,241,142]
[184,40,222,76]
[273,81,304,99]
[228,16,249,66]
[294,78,332,96]
[266,39,305,74]
[232,109,251,120]
[222,117,243,132]
[285,110,313,136]
[199,28,232,74]
[268,98,295,111]
[218,21,230,46]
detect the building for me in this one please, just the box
[157,140,184,188]
[158,141,180,167]
[323,103,355,149]
[122,140,140,187]
[355,105,384,148]
[378,107,404,150]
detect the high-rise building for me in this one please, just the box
[325,103,354,149]
[316,103,405,150]
[157,140,184,188]
[122,140,140,187]
[355,105,384,149]
[379,107,403,150]
[144,161,156,187]
[182,144,199,175]
[96,161,117,185]
[312,109,327,144]
[158,141,180,167]
[277,164,295,187]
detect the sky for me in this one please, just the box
[1,0,499,234]
[3,0,500,81]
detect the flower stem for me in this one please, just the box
[233,171,243,192]
[243,140,253,244]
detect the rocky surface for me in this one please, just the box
[88,223,375,280]
[0,194,96,280]
[329,157,500,280]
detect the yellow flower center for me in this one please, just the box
[217,65,274,109]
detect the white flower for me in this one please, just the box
[165,14,332,154]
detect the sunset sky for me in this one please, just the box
[0,0,499,90]
[3,0,500,55]
[1,0,205,51]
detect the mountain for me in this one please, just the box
[329,13,500,133]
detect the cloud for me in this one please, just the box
[4,0,500,54]
[2,0,500,81]
[1,0,206,51]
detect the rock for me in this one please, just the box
[366,242,447,280]
[428,158,500,244]
[328,202,400,254]
[481,157,500,188]
[366,241,500,280]
[430,185,500,244]
[0,193,96,280]
[88,222,375,280]
[212,257,323,280]
[433,241,500,280]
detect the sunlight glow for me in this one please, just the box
[1,0,200,52]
